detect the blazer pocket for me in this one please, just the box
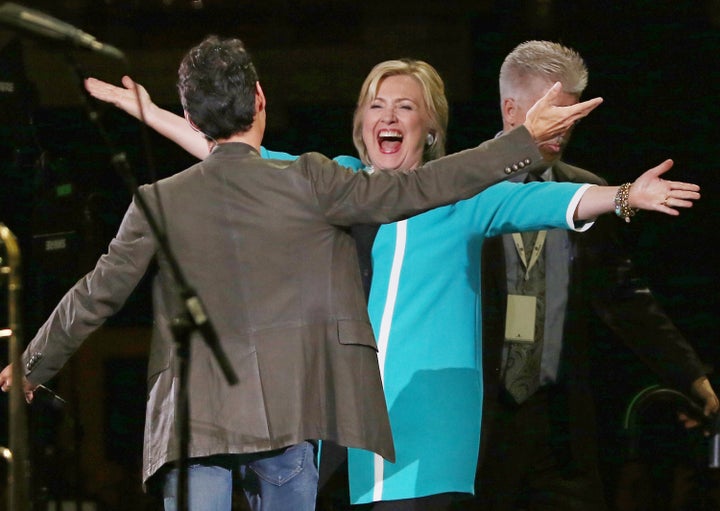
[337,319,377,351]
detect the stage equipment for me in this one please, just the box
[0,2,124,60]
[624,384,720,467]
[1,222,31,511]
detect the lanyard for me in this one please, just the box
[511,230,547,281]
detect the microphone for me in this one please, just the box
[0,2,125,60]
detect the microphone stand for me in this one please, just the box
[64,52,239,511]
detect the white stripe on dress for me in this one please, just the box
[372,220,407,502]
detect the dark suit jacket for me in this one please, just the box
[480,160,707,470]
[22,127,544,483]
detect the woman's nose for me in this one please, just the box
[381,106,397,123]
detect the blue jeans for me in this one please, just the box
[162,441,318,511]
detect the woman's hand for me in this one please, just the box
[85,75,156,122]
[573,159,700,221]
[628,159,700,215]
[85,75,209,159]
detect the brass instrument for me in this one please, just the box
[0,223,30,511]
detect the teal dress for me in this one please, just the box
[261,147,590,503]
[347,179,589,503]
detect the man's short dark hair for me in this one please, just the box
[177,35,259,140]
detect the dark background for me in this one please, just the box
[1,0,719,509]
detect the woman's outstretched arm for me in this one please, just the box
[85,75,210,159]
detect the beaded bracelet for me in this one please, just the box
[614,182,638,223]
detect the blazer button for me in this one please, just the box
[26,352,42,372]
[524,158,531,165]
[512,163,519,171]
[504,166,512,174]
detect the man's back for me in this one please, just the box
[140,143,394,479]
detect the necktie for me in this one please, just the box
[503,230,546,404]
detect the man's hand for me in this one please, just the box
[0,364,37,404]
[679,376,720,429]
[524,82,603,159]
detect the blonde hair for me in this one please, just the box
[499,40,588,102]
[352,59,448,166]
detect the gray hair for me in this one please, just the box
[499,40,588,100]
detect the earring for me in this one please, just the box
[426,133,436,146]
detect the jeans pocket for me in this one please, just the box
[249,441,315,486]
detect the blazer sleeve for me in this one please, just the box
[309,126,545,226]
[22,195,157,385]
[581,213,707,392]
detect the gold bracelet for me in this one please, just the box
[614,182,638,223]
